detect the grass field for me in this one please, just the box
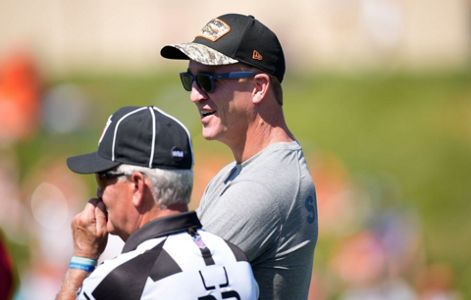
[7,68,471,298]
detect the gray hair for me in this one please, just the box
[116,164,193,208]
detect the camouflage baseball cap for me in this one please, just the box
[161,13,286,82]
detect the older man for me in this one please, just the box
[56,106,258,300]
[161,13,318,300]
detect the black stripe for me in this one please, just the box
[222,291,241,300]
[149,248,182,282]
[225,240,249,262]
[92,241,165,300]
[83,292,91,300]
[201,246,215,266]
[188,229,215,266]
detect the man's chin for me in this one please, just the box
[107,223,116,235]
[201,131,218,141]
[203,136,217,141]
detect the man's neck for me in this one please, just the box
[139,203,188,228]
[229,122,294,163]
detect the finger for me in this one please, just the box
[95,201,108,234]
[88,198,100,207]
[82,200,99,220]
[83,198,100,217]
[96,199,107,215]
[74,199,100,227]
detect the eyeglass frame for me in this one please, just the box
[179,70,257,93]
[96,171,127,182]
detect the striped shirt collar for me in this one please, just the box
[122,211,202,253]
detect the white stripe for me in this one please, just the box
[152,107,194,167]
[78,232,258,299]
[98,115,113,145]
[112,107,148,161]
[148,107,157,168]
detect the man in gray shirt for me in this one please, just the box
[161,13,318,300]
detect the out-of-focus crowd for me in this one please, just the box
[0,50,92,299]
[307,152,461,300]
[0,51,462,300]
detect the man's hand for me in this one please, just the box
[71,198,108,259]
[56,198,109,300]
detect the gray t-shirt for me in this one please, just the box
[197,141,318,300]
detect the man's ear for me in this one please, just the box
[130,172,147,207]
[252,73,270,104]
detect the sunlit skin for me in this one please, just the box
[188,61,294,163]
[57,170,189,300]
[95,174,141,241]
[188,62,254,144]
[95,171,180,241]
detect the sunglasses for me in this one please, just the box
[97,171,126,181]
[179,70,257,93]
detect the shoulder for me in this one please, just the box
[240,142,306,177]
[250,142,315,194]
[79,238,166,299]
[198,230,249,263]
[205,161,237,185]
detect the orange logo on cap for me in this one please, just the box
[252,50,263,61]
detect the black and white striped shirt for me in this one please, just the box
[77,212,259,300]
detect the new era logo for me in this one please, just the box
[252,50,263,61]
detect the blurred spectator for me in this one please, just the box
[308,152,368,299]
[41,84,89,134]
[309,152,366,237]
[15,157,87,299]
[330,230,418,300]
[0,152,26,242]
[317,170,425,300]
[330,231,387,287]
[416,263,462,300]
[369,207,422,279]
[341,278,417,300]
[0,230,16,300]
[360,174,424,281]
[23,158,87,264]
[0,51,41,146]
[308,273,329,300]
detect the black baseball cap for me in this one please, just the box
[67,106,193,174]
[160,13,286,82]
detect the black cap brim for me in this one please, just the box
[160,44,190,60]
[67,152,121,174]
[160,43,238,65]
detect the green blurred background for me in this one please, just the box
[0,1,470,299]
[3,68,469,299]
